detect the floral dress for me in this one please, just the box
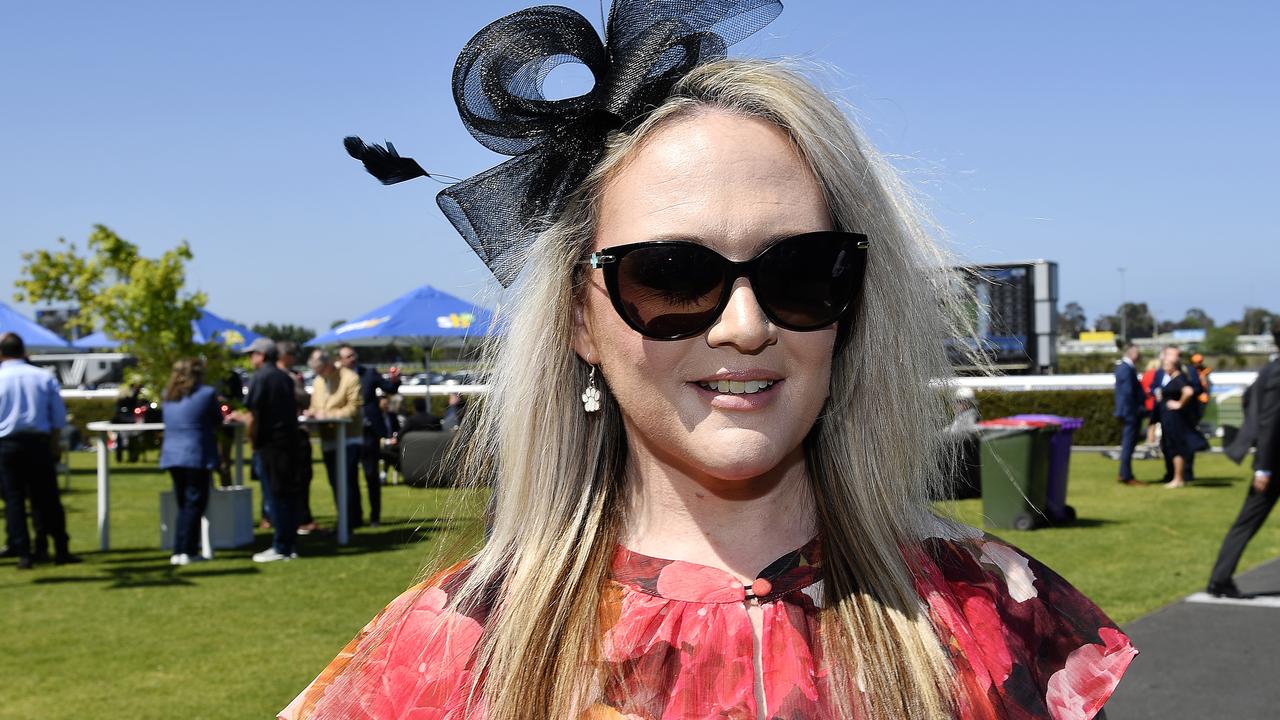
[280,530,1135,719]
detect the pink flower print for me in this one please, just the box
[1044,627,1138,720]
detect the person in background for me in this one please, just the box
[230,337,302,563]
[337,345,399,528]
[1211,319,1280,597]
[159,358,221,566]
[442,381,467,432]
[307,349,363,528]
[947,386,980,434]
[1141,358,1160,447]
[214,367,243,487]
[277,341,320,535]
[1152,345,1203,482]
[402,396,443,433]
[374,395,403,478]
[1113,343,1146,487]
[1155,352,1207,489]
[0,332,79,569]
[1190,352,1213,409]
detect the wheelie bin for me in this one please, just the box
[1008,414,1084,523]
[976,419,1058,530]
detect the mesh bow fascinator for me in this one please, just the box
[345,0,784,287]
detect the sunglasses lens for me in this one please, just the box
[753,233,862,329]
[615,245,726,338]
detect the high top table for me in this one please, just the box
[85,417,356,552]
[85,420,245,555]
[299,417,354,545]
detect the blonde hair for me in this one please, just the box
[428,59,969,719]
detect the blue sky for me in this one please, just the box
[2,1,1276,334]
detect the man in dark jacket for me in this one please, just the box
[1113,344,1146,486]
[1208,321,1280,597]
[232,338,301,562]
[337,345,399,527]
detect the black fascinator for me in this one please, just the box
[346,0,783,287]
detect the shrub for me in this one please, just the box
[975,389,1118,446]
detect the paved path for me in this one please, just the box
[1105,557,1280,719]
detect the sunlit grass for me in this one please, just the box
[2,448,1274,718]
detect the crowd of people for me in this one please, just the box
[1114,319,1280,599]
[213,339,459,563]
[1113,343,1213,488]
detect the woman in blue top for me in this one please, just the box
[160,358,222,565]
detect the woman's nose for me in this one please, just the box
[705,278,778,353]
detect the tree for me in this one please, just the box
[1175,307,1215,330]
[251,322,316,349]
[1202,326,1238,356]
[1058,302,1087,337]
[1240,307,1276,335]
[14,225,229,397]
[1097,302,1155,339]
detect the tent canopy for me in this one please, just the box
[71,310,262,351]
[0,302,71,351]
[307,285,492,347]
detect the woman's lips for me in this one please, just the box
[688,378,783,410]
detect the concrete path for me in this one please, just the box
[1105,557,1280,719]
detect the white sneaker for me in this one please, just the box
[170,553,190,566]
[252,548,293,563]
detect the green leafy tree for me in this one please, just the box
[1201,326,1238,356]
[14,225,229,397]
[1058,301,1087,337]
[1240,307,1276,335]
[1175,307,1215,330]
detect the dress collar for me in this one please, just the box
[610,537,823,604]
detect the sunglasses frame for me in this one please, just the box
[584,230,870,341]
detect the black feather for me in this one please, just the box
[343,136,429,185]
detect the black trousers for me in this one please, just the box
[323,445,363,527]
[168,467,211,556]
[1210,474,1280,586]
[360,430,384,524]
[0,433,69,559]
[257,439,300,556]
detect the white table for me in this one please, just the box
[85,420,245,556]
[86,417,357,549]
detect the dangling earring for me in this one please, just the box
[581,365,601,413]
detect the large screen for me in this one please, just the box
[949,264,1039,370]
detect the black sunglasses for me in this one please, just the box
[583,231,869,341]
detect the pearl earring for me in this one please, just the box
[581,365,601,413]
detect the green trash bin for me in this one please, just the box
[977,420,1057,530]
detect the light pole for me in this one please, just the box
[1117,267,1127,342]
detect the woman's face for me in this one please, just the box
[575,110,837,485]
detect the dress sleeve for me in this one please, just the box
[916,535,1137,720]
[279,564,485,720]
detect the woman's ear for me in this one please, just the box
[572,302,599,365]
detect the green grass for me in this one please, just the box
[3,448,1278,719]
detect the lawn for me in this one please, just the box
[2,447,1278,719]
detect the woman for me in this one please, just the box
[159,359,221,565]
[1141,358,1159,447]
[1156,355,1207,489]
[283,3,1134,718]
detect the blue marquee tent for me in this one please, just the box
[306,285,492,347]
[0,302,71,351]
[71,310,262,351]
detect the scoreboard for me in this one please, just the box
[949,261,1058,373]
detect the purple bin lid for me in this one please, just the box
[1008,414,1084,431]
